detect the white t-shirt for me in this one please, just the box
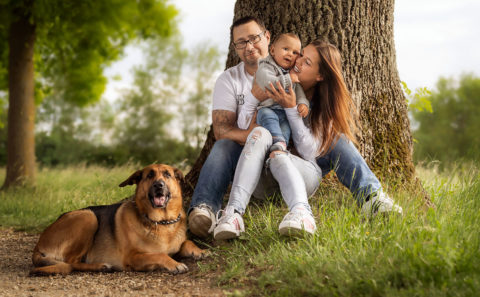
[212,62,254,114]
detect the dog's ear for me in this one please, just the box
[173,167,184,183]
[119,170,143,187]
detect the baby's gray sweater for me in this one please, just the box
[255,55,309,109]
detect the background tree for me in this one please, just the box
[113,35,188,165]
[0,0,177,188]
[35,95,117,166]
[9,33,221,169]
[181,42,222,151]
[114,36,222,166]
[412,73,480,166]
[185,0,421,198]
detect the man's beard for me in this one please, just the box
[244,50,259,66]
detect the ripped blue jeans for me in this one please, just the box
[227,127,321,215]
[257,106,291,145]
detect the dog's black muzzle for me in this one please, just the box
[148,180,171,208]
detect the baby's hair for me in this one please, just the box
[272,32,300,44]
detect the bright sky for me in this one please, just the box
[104,0,480,101]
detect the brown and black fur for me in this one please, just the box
[30,164,206,275]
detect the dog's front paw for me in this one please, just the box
[192,249,210,260]
[100,263,114,273]
[168,262,188,274]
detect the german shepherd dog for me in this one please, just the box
[30,164,207,275]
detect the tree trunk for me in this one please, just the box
[3,8,36,188]
[185,0,428,203]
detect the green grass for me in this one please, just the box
[0,163,478,296]
[216,163,480,296]
[0,164,137,231]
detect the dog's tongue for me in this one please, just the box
[154,196,166,207]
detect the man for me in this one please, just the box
[187,16,271,238]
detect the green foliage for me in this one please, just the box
[412,73,480,166]
[401,81,432,113]
[34,91,120,166]
[182,41,222,149]
[0,0,221,168]
[112,36,221,166]
[0,1,222,168]
[0,0,178,106]
[113,35,189,165]
[27,36,222,168]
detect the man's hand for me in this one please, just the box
[251,78,270,101]
[247,111,258,132]
[297,103,309,118]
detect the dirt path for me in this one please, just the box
[0,228,225,297]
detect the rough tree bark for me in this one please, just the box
[184,0,429,204]
[3,6,36,188]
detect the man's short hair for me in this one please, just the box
[230,16,266,42]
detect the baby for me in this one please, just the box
[253,32,308,152]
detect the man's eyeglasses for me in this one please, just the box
[233,31,266,49]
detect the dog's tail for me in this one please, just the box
[30,262,112,276]
[30,262,73,276]
[32,248,59,267]
[30,248,72,275]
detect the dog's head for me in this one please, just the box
[119,164,184,217]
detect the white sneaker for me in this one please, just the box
[213,206,245,240]
[278,209,316,236]
[361,191,403,218]
[188,204,216,238]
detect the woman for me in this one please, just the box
[213,40,403,240]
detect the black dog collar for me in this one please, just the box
[143,213,181,226]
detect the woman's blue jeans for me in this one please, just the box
[188,133,382,214]
[316,137,382,205]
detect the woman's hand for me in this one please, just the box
[251,78,270,102]
[266,81,297,108]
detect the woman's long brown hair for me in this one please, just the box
[310,40,357,155]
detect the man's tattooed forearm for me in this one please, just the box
[212,110,236,138]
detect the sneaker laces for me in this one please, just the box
[364,191,402,217]
[216,206,236,225]
[371,192,393,211]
